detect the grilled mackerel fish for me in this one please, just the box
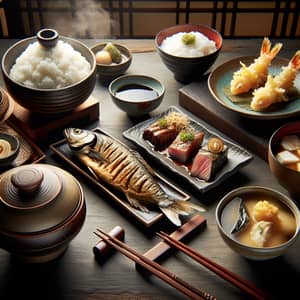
[64,128,205,226]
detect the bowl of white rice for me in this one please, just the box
[1,29,96,114]
[155,24,222,83]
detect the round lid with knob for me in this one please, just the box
[0,164,84,234]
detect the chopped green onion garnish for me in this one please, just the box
[158,118,168,128]
[179,131,195,142]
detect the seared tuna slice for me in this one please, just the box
[191,147,228,181]
[143,123,178,149]
[168,131,204,163]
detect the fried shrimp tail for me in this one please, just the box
[230,37,282,95]
[251,50,300,111]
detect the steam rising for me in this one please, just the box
[46,0,117,38]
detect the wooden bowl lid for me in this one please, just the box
[0,164,83,233]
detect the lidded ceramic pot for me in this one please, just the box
[0,163,86,263]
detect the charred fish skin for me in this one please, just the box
[64,128,205,226]
[230,197,249,234]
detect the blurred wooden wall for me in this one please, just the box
[1,1,299,38]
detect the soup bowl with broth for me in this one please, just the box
[216,186,300,260]
[268,121,300,198]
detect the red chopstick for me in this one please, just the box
[157,231,270,300]
[95,228,216,300]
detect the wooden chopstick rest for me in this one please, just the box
[137,214,206,272]
[93,225,125,261]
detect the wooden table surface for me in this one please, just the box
[0,38,299,300]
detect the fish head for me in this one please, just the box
[64,128,97,151]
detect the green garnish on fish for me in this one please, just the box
[182,33,196,45]
[179,131,195,142]
[158,118,168,129]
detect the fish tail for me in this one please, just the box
[159,200,205,226]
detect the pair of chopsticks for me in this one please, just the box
[94,228,216,300]
[157,231,270,300]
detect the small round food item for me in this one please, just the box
[207,137,224,153]
[95,50,112,65]
[0,139,12,159]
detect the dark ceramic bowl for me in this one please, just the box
[0,164,86,263]
[0,133,20,167]
[216,186,300,260]
[1,29,96,114]
[109,74,165,117]
[90,42,132,81]
[155,24,222,83]
[268,121,300,198]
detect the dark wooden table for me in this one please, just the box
[0,38,299,300]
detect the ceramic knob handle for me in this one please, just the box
[11,167,44,194]
[37,29,59,48]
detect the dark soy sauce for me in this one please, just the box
[116,84,158,102]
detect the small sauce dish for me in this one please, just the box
[109,74,165,117]
[0,133,20,167]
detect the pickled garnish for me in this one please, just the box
[231,197,249,234]
[182,33,196,45]
[103,43,122,63]
[208,137,224,153]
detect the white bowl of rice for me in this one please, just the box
[155,24,222,83]
[1,29,96,114]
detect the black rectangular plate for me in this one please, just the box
[123,106,253,193]
[50,128,190,227]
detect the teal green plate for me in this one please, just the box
[208,56,300,119]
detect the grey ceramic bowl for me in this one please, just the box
[1,29,96,114]
[90,42,132,81]
[216,186,300,260]
[268,121,300,198]
[155,24,222,83]
[0,133,20,167]
[108,74,165,117]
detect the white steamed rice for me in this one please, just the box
[160,31,217,58]
[9,40,91,89]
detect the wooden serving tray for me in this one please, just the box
[11,96,99,142]
[179,82,298,161]
[50,128,190,227]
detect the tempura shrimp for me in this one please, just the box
[251,50,300,111]
[230,38,282,95]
